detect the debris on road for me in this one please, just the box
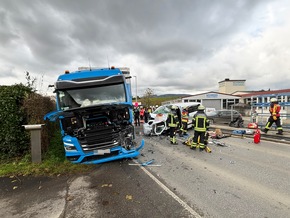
[212,140,227,147]
[129,159,162,167]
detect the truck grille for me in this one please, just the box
[78,126,120,151]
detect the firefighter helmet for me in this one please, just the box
[198,105,205,111]
[171,105,178,110]
[270,98,278,103]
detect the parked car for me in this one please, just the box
[207,109,244,127]
[143,102,200,135]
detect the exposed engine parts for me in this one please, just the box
[60,107,135,151]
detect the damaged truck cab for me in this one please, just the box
[44,67,144,164]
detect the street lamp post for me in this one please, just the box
[133,76,137,104]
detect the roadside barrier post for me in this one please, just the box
[23,124,44,163]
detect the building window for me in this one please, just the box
[223,99,227,109]
[233,81,245,86]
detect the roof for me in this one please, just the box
[239,89,290,97]
[182,91,240,98]
[218,78,246,83]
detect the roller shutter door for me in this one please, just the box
[202,99,221,110]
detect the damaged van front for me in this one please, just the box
[44,67,144,164]
[143,103,200,136]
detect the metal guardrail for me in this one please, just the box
[208,125,290,144]
[248,114,290,129]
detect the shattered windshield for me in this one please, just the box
[58,83,126,110]
[152,105,171,114]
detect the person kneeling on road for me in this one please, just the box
[167,105,180,144]
[191,105,210,151]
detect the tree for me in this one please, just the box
[25,71,37,91]
[143,88,154,107]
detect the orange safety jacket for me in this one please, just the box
[269,103,281,117]
[181,111,189,123]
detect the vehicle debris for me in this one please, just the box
[212,140,227,147]
[128,159,161,167]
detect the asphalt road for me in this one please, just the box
[1,127,290,218]
[138,129,290,218]
[0,161,195,218]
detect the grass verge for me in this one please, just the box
[0,132,94,177]
[0,154,95,177]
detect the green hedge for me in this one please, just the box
[0,85,31,159]
[0,84,57,161]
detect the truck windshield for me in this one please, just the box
[58,83,126,110]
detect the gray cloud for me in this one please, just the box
[0,0,288,96]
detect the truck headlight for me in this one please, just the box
[64,142,76,151]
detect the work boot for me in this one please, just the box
[276,130,283,135]
[190,144,196,150]
[171,141,178,145]
[171,138,178,144]
[199,143,205,148]
[261,129,268,134]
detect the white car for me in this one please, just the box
[143,102,200,135]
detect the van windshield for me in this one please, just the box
[152,105,172,114]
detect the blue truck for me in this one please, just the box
[44,67,144,164]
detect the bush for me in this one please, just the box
[0,84,58,161]
[22,92,57,152]
[0,85,31,159]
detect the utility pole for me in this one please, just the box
[133,76,138,104]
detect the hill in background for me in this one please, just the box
[153,94,189,98]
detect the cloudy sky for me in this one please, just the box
[1,0,290,96]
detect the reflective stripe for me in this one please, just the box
[169,113,179,127]
[194,115,207,131]
[199,144,205,149]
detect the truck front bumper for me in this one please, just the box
[65,139,145,164]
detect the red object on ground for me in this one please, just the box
[253,129,261,144]
[248,122,258,129]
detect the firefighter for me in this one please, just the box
[179,108,189,136]
[191,105,210,151]
[167,105,180,144]
[262,98,283,135]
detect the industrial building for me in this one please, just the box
[162,79,290,125]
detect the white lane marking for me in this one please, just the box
[135,161,201,218]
